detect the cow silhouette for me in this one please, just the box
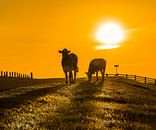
[86,58,106,82]
[59,48,78,84]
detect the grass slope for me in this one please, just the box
[0,77,156,129]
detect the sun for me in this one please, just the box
[95,22,125,49]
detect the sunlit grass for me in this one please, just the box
[0,78,155,129]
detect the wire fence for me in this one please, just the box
[106,73,156,85]
[0,71,33,79]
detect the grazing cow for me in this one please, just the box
[58,48,78,84]
[86,58,106,82]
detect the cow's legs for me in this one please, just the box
[101,70,104,82]
[96,71,98,81]
[65,72,68,84]
[69,71,73,84]
[73,70,76,84]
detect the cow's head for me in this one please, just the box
[58,48,71,56]
[85,72,92,81]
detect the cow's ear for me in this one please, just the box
[58,50,62,53]
[68,50,71,53]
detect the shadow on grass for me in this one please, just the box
[116,77,150,90]
[113,108,156,123]
[0,78,63,92]
[0,84,65,109]
[40,81,104,129]
[75,96,144,105]
[40,79,156,129]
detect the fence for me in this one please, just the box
[0,71,33,79]
[106,73,156,85]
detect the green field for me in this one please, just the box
[0,77,156,129]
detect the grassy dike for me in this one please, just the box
[0,78,156,129]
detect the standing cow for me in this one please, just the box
[86,58,106,82]
[58,48,78,84]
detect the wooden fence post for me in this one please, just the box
[1,71,2,76]
[6,72,8,77]
[126,74,128,79]
[30,72,33,79]
[145,77,146,84]
[134,75,136,80]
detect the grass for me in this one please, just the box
[0,78,63,92]
[0,77,156,129]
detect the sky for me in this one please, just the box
[0,0,156,78]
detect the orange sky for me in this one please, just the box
[0,0,156,78]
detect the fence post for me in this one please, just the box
[126,74,128,79]
[4,72,6,77]
[6,72,8,77]
[145,77,146,84]
[134,75,136,80]
[1,71,2,76]
[30,72,33,79]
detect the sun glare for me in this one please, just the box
[95,22,125,49]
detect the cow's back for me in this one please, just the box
[89,58,106,73]
[69,53,78,68]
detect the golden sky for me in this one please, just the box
[0,0,156,78]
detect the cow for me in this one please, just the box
[85,58,106,82]
[58,48,78,84]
